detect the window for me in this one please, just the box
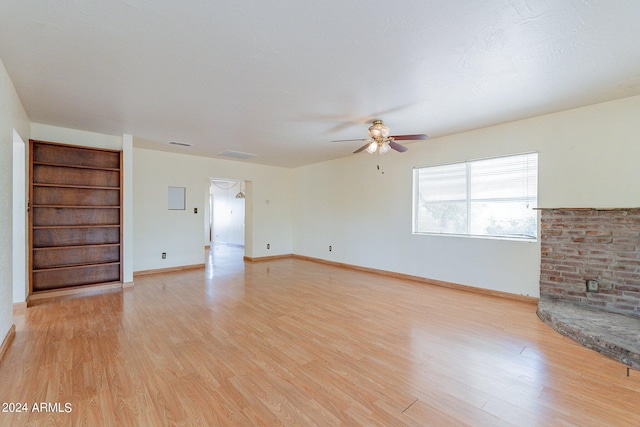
[413,152,538,240]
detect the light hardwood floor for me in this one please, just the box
[1,245,639,426]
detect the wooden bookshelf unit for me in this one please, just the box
[29,140,122,294]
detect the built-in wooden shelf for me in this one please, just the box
[30,140,123,294]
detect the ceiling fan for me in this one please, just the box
[332,119,428,154]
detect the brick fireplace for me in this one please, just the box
[539,208,640,315]
[537,208,640,370]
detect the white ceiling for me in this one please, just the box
[2,1,640,168]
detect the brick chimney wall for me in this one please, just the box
[540,208,640,316]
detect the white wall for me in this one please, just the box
[0,58,30,342]
[133,147,292,272]
[31,123,123,150]
[293,95,640,298]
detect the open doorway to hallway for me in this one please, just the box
[208,179,245,262]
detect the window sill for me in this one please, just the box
[412,231,538,243]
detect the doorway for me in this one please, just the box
[209,179,246,251]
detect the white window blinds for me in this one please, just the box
[414,152,538,240]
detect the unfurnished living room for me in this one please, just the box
[1,1,640,426]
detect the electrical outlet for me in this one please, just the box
[194,207,198,214]
[162,252,166,259]
[586,279,598,292]
[329,245,332,252]
[267,243,270,250]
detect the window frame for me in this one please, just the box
[412,152,539,242]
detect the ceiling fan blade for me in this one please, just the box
[388,140,408,152]
[332,138,368,143]
[390,134,428,141]
[353,143,370,153]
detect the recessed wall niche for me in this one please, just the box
[29,140,122,294]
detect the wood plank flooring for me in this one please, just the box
[1,244,639,426]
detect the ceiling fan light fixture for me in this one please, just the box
[366,140,378,154]
[368,120,390,139]
[336,119,423,155]
[379,140,391,154]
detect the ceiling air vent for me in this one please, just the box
[169,141,192,147]
[217,150,257,160]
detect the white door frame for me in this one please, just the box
[12,129,26,303]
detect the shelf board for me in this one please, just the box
[32,204,121,209]
[33,224,120,230]
[33,261,121,273]
[33,161,120,172]
[33,243,121,251]
[33,183,120,190]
